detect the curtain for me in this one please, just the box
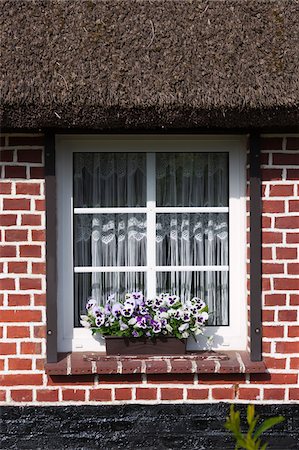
[73,152,228,326]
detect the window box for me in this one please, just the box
[105,336,187,356]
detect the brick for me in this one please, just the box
[290,294,299,305]
[262,200,285,213]
[262,247,272,260]
[62,389,86,401]
[288,263,299,274]
[273,153,299,165]
[269,184,293,197]
[115,388,132,401]
[7,326,30,338]
[5,229,28,242]
[0,390,6,401]
[288,326,299,338]
[20,245,42,258]
[4,166,27,179]
[8,359,32,370]
[198,374,246,385]
[34,293,46,306]
[250,373,297,384]
[16,182,41,195]
[0,309,41,323]
[35,199,45,211]
[17,149,42,163]
[260,138,283,150]
[290,358,299,370]
[0,214,17,226]
[161,388,183,400]
[264,294,286,306]
[19,278,42,290]
[36,358,45,371]
[0,374,43,386]
[7,294,30,306]
[0,343,16,355]
[262,263,284,274]
[0,182,12,194]
[11,389,33,402]
[289,389,299,400]
[262,232,282,244]
[0,278,15,290]
[21,214,42,226]
[212,388,234,400]
[278,309,297,321]
[275,279,299,291]
[264,389,285,400]
[187,388,209,400]
[36,390,59,402]
[0,245,16,257]
[262,216,271,228]
[238,388,260,400]
[286,233,299,244]
[276,342,299,353]
[262,310,274,322]
[32,230,45,241]
[286,137,299,150]
[262,341,271,353]
[9,136,44,146]
[263,357,286,370]
[0,150,14,161]
[98,374,141,384]
[136,388,158,400]
[32,262,46,274]
[263,326,284,338]
[3,198,30,210]
[34,325,46,338]
[276,216,299,229]
[20,342,42,354]
[276,247,297,260]
[7,262,27,273]
[261,169,282,181]
[30,167,45,179]
[289,200,299,212]
[287,169,299,180]
[89,389,112,402]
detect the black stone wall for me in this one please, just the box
[0,403,298,449]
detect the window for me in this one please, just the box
[56,136,247,352]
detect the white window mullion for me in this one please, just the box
[146,153,156,298]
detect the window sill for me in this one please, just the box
[46,351,266,376]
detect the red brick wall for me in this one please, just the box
[0,134,298,404]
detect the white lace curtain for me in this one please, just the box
[74,152,228,326]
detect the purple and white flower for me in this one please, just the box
[151,320,162,333]
[121,304,134,318]
[112,303,122,318]
[86,298,97,310]
[95,315,105,327]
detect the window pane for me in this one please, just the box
[74,153,146,207]
[74,272,146,326]
[74,214,147,267]
[156,271,228,325]
[156,213,228,266]
[156,153,228,207]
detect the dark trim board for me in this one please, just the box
[0,404,298,449]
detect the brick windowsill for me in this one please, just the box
[46,351,266,376]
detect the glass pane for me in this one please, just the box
[156,152,228,207]
[156,213,228,266]
[156,271,228,326]
[74,272,146,326]
[74,153,146,207]
[74,214,147,267]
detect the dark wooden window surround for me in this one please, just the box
[45,132,265,374]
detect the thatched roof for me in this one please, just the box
[1,0,299,130]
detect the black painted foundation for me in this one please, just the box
[0,403,298,449]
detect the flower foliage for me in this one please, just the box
[80,292,209,339]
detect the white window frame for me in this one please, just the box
[56,135,247,352]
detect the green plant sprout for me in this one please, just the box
[225,404,284,450]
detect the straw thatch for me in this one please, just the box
[1,0,299,129]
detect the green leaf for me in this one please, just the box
[247,404,255,425]
[253,416,284,439]
[260,442,268,450]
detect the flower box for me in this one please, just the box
[105,336,187,356]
